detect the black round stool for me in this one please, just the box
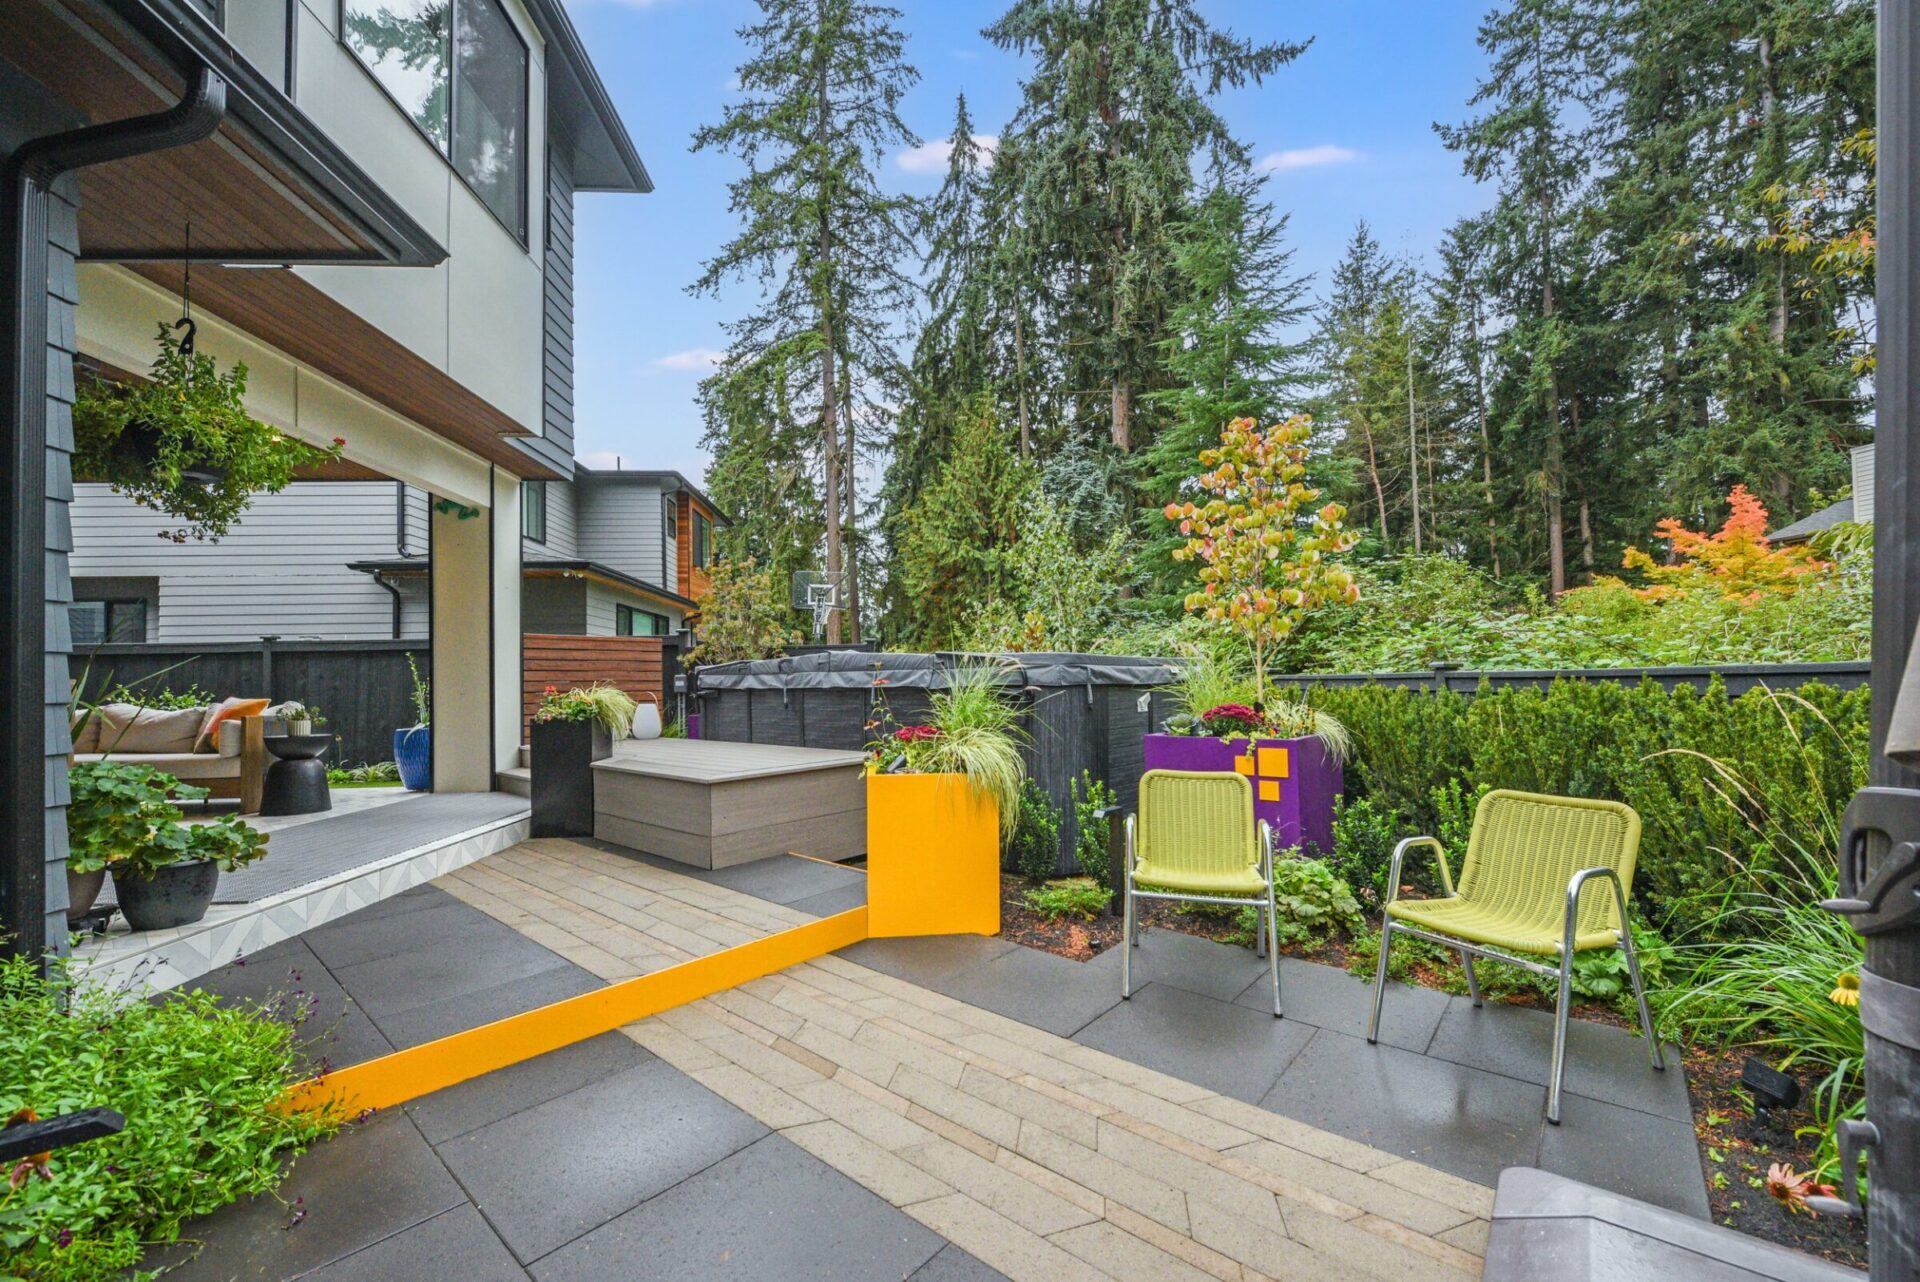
[260,733,334,816]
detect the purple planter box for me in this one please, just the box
[1141,733,1343,854]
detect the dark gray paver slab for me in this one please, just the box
[195,939,394,1072]
[1263,1028,1545,1186]
[1484,1167,1856,1281]
[407,1032,655,1144]
[530,1134,946,1281]
[215,792,527,901]
[327,914,578,1017]
[1234,956,1452,1054]
[789,882,870,917]
[436,1058,769,1263]
[372,963,602,1049]
[301,900,500,970]
[1537,1092,1710,1220]
[935,943,1124,1037]
[299,1205,527,1281]
[1425,996,1688,1122]
[163,1113,465,1282]
[838,933,1017,987]
[1083,927,1270,1003]
[1073,981,1313,1103]
[910,1243,1015,1281]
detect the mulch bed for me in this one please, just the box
[997,873,1868,1270]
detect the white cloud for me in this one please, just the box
[652,348,725,371]
[1256,145,1361,174]
[896,134,999,175]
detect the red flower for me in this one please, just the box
[893,724,942,743]
[331,436,347,447]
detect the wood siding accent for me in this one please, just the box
[676,492,714,603]
[522,634,665,740]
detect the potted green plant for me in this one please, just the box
[278,702,313,736]
[530,684,637,838]
[73,322,345,542]
[395,653,432,791]
[67,761,268,929]
[864,665,1026,938]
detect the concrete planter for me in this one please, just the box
[112,859,219,931]
[1141,733,1342,853]
[866,773,1000,938]
[65,867,106,923]
[531,718,613,838]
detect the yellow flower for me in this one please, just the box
[1829,973,1860,1007]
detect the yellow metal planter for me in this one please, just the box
[866,772,1001,938]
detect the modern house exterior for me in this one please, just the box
[1768,443,1877,544]
[68,467,728,644]
[1,0,649,957]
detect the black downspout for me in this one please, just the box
[1,68,226,962]
[374,574,404,640]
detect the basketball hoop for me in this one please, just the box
[791,570,848,640]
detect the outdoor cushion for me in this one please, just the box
[196,697,269,753]
[68,710,101,754]
[95,703,206,755]
[70,751,240,781]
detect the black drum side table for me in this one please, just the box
[260,733,333,816]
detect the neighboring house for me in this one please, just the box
[1768,444,1876,544]
[70,467,729,644]
[2,0,649,953]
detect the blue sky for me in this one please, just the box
[562,0,1493,479]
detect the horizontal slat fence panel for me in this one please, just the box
[523,634,665,741]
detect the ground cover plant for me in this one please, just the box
[0,959,336,1280]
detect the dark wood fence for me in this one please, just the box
[522,634,666,741]
[70,639,424,768]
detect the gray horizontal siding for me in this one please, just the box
[400,485,429,556]
[577,480,669,586]
[543,151,576,461]
[72,481,406,643]
[525,477,578,559]
[585,580,685,637]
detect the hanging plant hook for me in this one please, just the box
[175,220,195,357]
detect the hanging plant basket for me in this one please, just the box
[73,322,342,541]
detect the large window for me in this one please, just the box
[617,605,669,638]
[342,0,528,241]
[522,480,547,543]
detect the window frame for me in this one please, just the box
[337,0,531,247]
[70,598,148,647]
[692,512,711,570]
[616,604,669,638]
[522,479,547,544]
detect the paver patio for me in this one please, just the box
[167,838,1708,1279]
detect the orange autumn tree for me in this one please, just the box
[1621,484,1830,603]
[1164,415,1360,703]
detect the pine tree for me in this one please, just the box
[1140,171,1311,610]
[984,0,1307,457]
[691,0,920,643]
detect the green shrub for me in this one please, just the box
[1007,779,1062,882]
[1345,920,1670,1013]
[1068,771,1115,882]
[0,956,336,1280]
[1235,857,1364,948]
[1024,877,1111,920]
[1323,795,1400,911]
[96,682,215,711]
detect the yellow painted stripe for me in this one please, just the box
[283,906,868,1117]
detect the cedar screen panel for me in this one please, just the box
[523,634,665,741]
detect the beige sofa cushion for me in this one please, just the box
[95,704,208,755]
[69,710,101,754]
[70,751,240,781]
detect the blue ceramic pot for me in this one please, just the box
[394,725,432,791]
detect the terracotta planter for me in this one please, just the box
[866,772,1000,938]
[1142,733,1343,854]
[530,718,613,838]
[113,859,219,931]
[66,867,107,923]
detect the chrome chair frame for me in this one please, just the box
[1364,836,1665,1123]
[1122,813,1283,1017]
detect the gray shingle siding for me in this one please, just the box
[41,175,79,946]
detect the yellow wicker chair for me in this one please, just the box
[1124,770,1281,1016]
[1365,789,1666,1123]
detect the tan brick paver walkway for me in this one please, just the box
[435,840,1492,1281]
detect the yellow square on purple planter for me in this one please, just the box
[1258,779,1281,803]
[1258,746,1291,778]
[1234,755,1255,776]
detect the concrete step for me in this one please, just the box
[497,765,531,797]
[518,743,531,769]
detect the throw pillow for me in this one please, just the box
[196,697,270,753]
[100,704,206,755]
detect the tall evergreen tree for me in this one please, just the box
[691,0,920,642]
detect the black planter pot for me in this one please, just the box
[531,718,612,838]
[112,859,219,931]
